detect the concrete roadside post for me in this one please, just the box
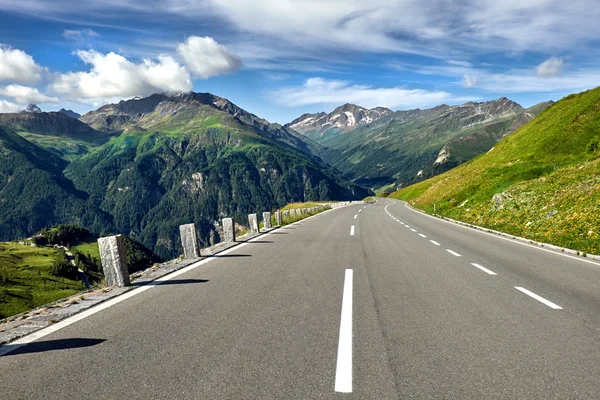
[283,210,290,222]
[263,212,272,229]
[275,210,282,226]
[248,213,259,234]
[222,218,236,243]
[98,234,130,287]
[179,223,201,259]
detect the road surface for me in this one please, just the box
[2,198,600,399]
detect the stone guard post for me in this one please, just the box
[263,212,272,229]
[248,213,259,234]
[98,234,130,287]
[222,218,235,243]
[179,223,201,258]
[275,210,282,226]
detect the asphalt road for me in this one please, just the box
[2,198,600,399]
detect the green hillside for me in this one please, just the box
[0,224,163,319]
[392,87,600,255]
[0,242,85,319]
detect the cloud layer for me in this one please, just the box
[272,77,475,109]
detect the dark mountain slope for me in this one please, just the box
[0,127,114,240]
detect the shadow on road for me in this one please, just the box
[133,278,210,287]
[1,338,106,357]
[249,241,274,244]
[269,232,288,235]
[211,254,251,258]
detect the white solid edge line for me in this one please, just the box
[418,234,427,238]
[515,286,563,309]
[335,269,353,393]
[350,225,355,236]
[430,240,441,246]
[471,263,497,276]
[399,201,600,267]
[446,249,462,257]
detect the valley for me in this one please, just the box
[287,98,553,191]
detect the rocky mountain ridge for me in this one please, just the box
[287,103,392,139]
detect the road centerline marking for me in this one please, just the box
[410,228,417,232]
[471,263,497,275]
[354,214,357,219]
[430,240,441,246]
[515,287,563,309]
[335,269,353,393]
[418,233,427,238]
[446,249,462,257]
[350,225,355,236]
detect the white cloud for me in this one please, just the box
[475,70,600,93]
[416,61,600,94]
[177,36,242,79]
[0,84,58,103]
[50,50,192,101]
[0,99,23,113]
[271,77,476,109]
[0,45,43,84]
[462,75,480,88]
[448,60,473,67]
[63,28,99,41]
[536,57,564,78]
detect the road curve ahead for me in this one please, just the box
[3,199,600,399]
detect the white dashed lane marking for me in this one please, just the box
[515,287,563,310]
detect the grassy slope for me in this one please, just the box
[17,132,104,161]
[281,201,329,211]
[391,87,600,255]
[0,242,85,318]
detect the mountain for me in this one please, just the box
[431,100,554,169]
[0,127,114,241]
[287,103,392,140]
[0,111,113,160]
[289,97,551,190]
[59,108,81,119]
[0,92,368,259]
[392,87,600,255]
[80,92,317,158]
[21,104,41,114]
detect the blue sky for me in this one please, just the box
[0,0,599,123]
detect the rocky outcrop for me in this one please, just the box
[20,104,42,114]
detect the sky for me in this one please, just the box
[0,0,599,124]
